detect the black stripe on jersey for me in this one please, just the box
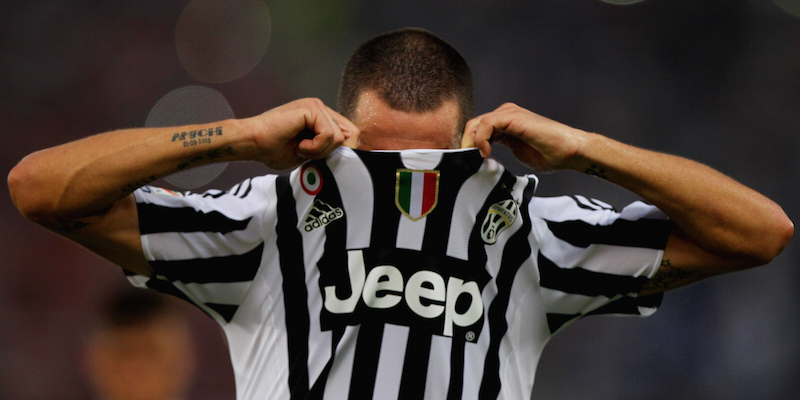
[446,336,466,400]
[353,151,406,248]
[145,277,196,306]
[479,176,537,400]
[437,169,516,398]
[204,303,239,322]
[144,277,237,322]
[537,252,651,297]
[546,293,664,333]
[308,328,346,399]
[229,178,252,198]
[202,190,226,199]
[275,175,311,399]
[545,312,581,334]
[545,218,673,249]
[585,292,664,317]
[137,203,251,235]
[398,329,432,400]
[422,150,485,254]
[315,160,389,400]
[348,323,384,399]
[568,195,616,212]
[148,242,264,283]
[239,179,253,198]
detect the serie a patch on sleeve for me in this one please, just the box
[141,185,184,197]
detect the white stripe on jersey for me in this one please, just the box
[424,334,452,400]
[328,149,374,249]
[539,239,661,277]
[323,325,360,400]
[396,215,427,250]
[539,287,618,316]
[446,158,505,260]
[142,230,262,261]
[372,324,410,398]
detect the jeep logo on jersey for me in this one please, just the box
[395,169,439,221]
[303,200,344,232]
[319,248,489,341]
[481,199,518,244]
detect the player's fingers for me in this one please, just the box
[460,116,480,149]
[297,103,345,159]
[327,108,361,149]
[470,116,497,158]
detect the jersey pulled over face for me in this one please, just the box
[130,147,670,400]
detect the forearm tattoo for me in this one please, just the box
[585,163,608,180]
[171,126,223,147]
[644,259,694,292]
[176,146,235,171]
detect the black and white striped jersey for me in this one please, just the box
[130,147,672,400]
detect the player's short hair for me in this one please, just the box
[338,28,475,133]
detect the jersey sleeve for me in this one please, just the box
[127,176,275,325]
[528,195,673,334]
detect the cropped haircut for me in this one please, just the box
[338,28,475,133]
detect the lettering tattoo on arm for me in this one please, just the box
[176,146,235,171]
[641,258,694,293]
[585,164,608,180]
[171,126,223,148]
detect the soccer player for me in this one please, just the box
[8,28,793,399]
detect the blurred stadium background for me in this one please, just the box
[1,0,798,399]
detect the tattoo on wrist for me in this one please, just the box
[171,126,223,147]
[122,175,157,194]
[177,146,235,171]
[585,164,608,179]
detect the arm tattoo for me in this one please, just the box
[170,126,224,147]
[644,259,694,292]
[585,164,608,179]
[177,146,235,171]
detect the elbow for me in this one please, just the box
[769,215,794,261]
[744,213,794,268]
[8,156,58,224]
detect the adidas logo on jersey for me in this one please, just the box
[303,200,344,232]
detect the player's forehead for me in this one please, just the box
[352,91,461,150]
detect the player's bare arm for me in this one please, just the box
[462,103,794,294]
[8,98,358,276]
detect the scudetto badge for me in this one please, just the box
[395,169,440,221]
[300,163,323,195]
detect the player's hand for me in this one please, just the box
[247,98,360,170]
[461,103,586,172]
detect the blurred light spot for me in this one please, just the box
[146,86,234,188]
[599,0,648,5]
[772,0,800,18]
[175,0,272,83]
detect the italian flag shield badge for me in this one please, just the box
[395,169,440,220]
